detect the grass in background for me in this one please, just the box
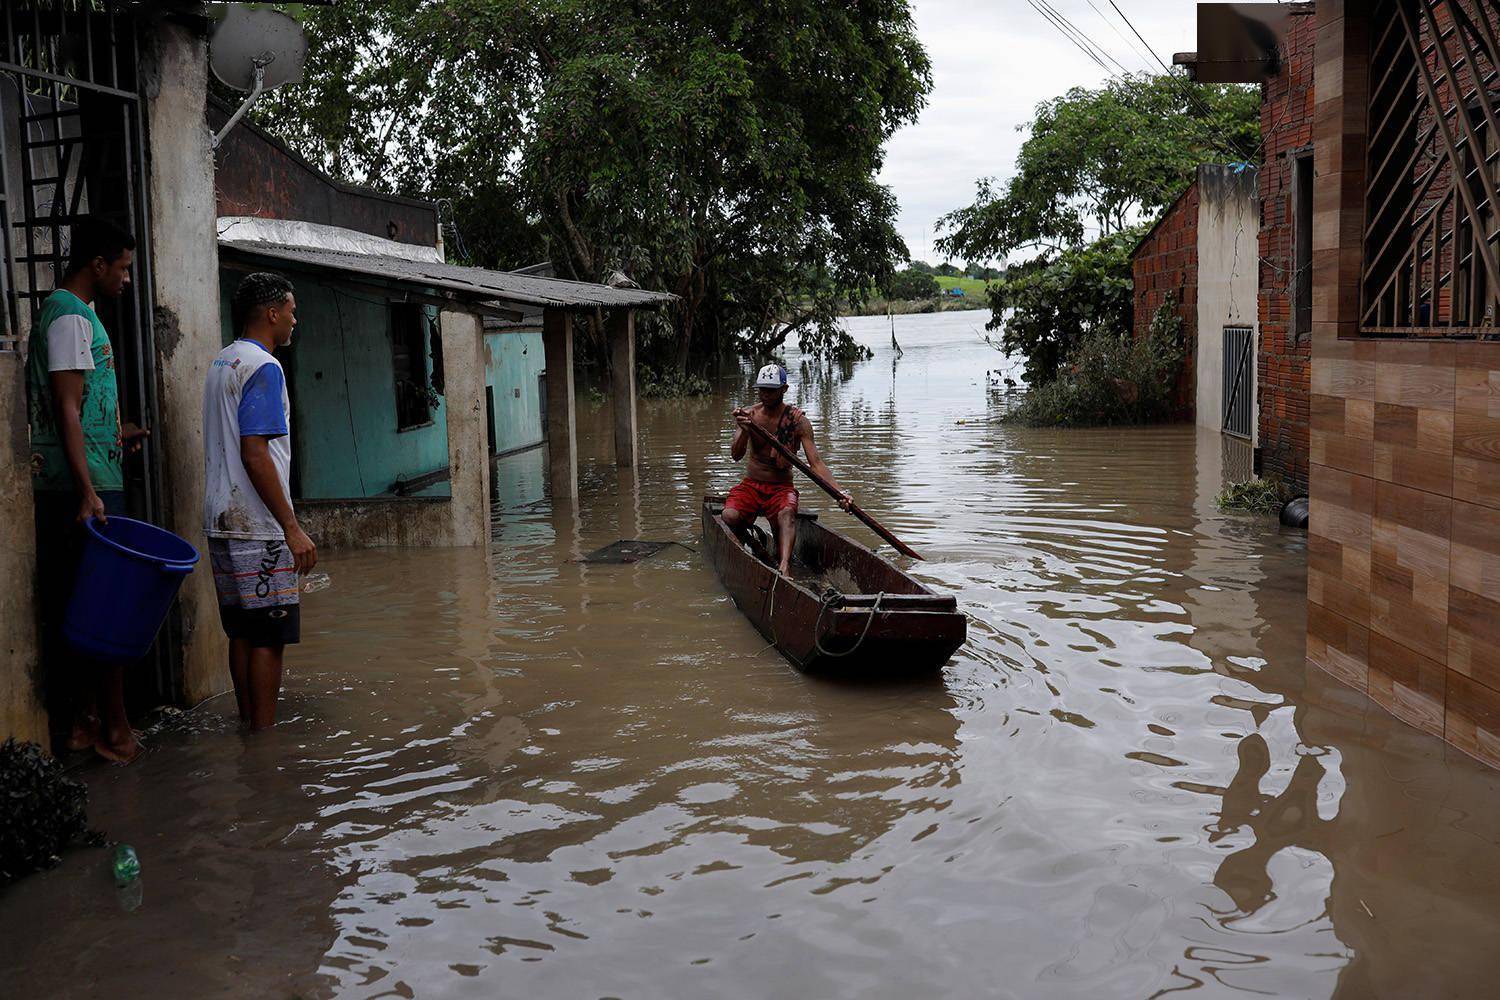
[934,275,996,298]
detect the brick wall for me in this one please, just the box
[1131,182,1200,414]
[1256,8,1317,494]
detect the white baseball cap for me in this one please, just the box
[754,363,789,389]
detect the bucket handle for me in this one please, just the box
[158,559,198,575]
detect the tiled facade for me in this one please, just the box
[1305,1,1500,769]
[1131,183,1200,413]
[1256,7,1317,494]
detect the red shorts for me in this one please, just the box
[725,478,799,519]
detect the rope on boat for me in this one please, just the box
[813,589,885,660]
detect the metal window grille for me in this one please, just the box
[1361,0,1500,336]
[1223,325,1254,439]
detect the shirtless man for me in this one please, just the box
[725,364,852,576]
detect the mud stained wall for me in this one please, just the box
[0,353,45,745]
[1195,165,1261,440]
[219,268,451,500]
[1132,182,1200,416]
[294,497,454,548]
[484,329,545,455]
[1257,8,1317,494]
[1307,5,1500,771]
[144,21,229,705]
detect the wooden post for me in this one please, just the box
[439,310,491,546]
[609,309,638,469]
[543,308,578,499]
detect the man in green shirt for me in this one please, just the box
[27,217,149,762]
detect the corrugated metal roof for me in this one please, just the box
[219,238,676,311]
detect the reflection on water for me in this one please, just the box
[6,310,1500,997]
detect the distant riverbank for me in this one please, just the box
[843,295,991,318]
[844,275,997,318]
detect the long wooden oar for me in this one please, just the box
[741,419,923,560]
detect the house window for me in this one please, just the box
[391,303,432,431]
[1293,153,1313,340]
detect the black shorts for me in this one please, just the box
[218,603,301,648]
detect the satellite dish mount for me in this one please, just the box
[210,7,308,150]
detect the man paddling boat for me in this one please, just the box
[725,364,852,576]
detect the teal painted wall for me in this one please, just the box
[218,268,451,499]
[484,329,545,454]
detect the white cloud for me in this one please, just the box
[884,0,1209,265]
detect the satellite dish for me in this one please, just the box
[210,6,308,148]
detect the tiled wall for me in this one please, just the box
[1306,2,1500,769]
[1309,341,1500,767]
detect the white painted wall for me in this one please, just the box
[1194,165,1261,444]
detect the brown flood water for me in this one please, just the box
[7,310,1500,998]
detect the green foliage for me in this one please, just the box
[257,1,931,372]
[937,73,1258,263]
[1005,295,1184,427]
[1,739,99,885]
[1216,479,1284,515]
[885,268,940,301]
[637,364,713,399]
[984,227,1141,386]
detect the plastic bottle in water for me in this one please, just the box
[302,572,332,594]
[112,843,140,885]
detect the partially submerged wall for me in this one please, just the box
[1306,4,1500,770]
[143,21,228,706]
[1194,165,1261,440]
[1257,7,1316,494]
[295,498,454,548]
[219,268,451,500]
[0,353,45,746]
[484,329,545,455]
[1132,182,1201,416]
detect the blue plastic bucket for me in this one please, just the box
[64,515,200,662]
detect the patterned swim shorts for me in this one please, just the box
[208,537,301,647]
[209,537,300,608]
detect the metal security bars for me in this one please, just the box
[1223,326,1254,439]
[1,1,151,349]
[1362,0,1500,336]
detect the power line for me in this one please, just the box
[1034,0,1134,77]
[1027,0,1112,74]
[1084,0,1158,73]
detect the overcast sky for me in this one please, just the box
[886,0,1208,265]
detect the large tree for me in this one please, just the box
[255,0,931,371]
[937,73,1258,263]
[936,72,1258,384]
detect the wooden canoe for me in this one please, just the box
[701,495,966,674]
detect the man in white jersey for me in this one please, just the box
[203,272,316,730]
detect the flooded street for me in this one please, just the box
[7,309,1500,998]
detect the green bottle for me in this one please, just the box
[112,844,140,885]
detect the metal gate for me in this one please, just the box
[1,2,174,702]
[1222,325,1254,439]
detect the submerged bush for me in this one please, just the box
[1003,295,1185,427]
[0,739,100,885]
[638,365,713,399]
[1216,478,1284,515]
